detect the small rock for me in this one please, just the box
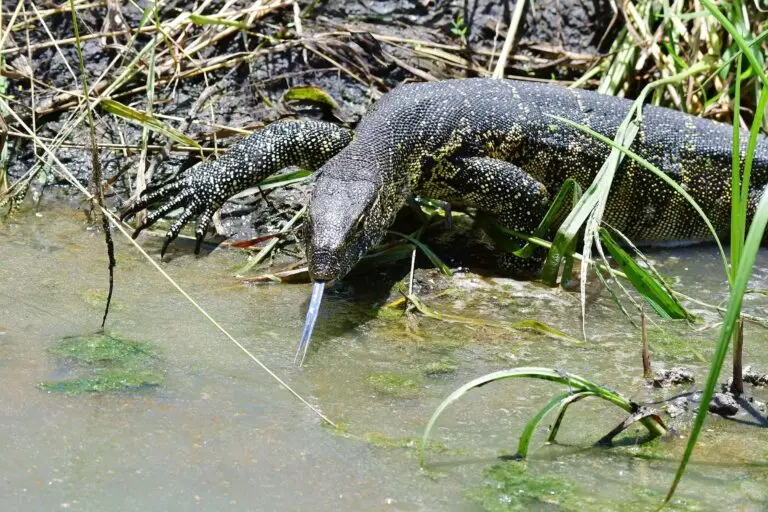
[665,403,685,418]
[653,367,695,388]
[663,396,689,418]
[743,366,768,387]
[709,392,739,417]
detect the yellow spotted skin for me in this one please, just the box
[122,79,768,281]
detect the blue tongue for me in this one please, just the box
[295,281,325,366]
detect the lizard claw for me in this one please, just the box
[159,205,197,257]
[161,235,173,259]
[193,208,214,255]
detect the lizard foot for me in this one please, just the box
[120,163,221,257]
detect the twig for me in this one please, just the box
[69,0,116,328]
[492,0,527,78]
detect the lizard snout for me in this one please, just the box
[307,246,347,282]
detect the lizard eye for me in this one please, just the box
[352,211,367,233]
[352,194,380,235]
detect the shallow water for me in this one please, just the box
[2,199,768,511]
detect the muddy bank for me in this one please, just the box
[3,0,611,246]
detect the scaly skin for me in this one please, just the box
[122,79,768,281]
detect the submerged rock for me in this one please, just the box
[664,397,689,418]
[652,367,695,388]
[709,393,739,417]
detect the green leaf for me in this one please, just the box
[101,99,200,148]
[283,86,339,110]
[598,228,691,320]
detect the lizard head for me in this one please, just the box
[305,176,386,282]
[295,175,389,366]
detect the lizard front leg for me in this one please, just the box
[120,120,353,256]
[424,156,551,275]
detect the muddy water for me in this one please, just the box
[2,200,768,511]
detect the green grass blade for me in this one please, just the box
[739,83,768,241]
[730,54,744,273]
[101,99,201,148]
[507,320,581,343]
[517,178,582,258]
[480,179,582,259]
[598,228,692,320]
[229,169,313,200]
[665,190,768,505]
[476,178,582,258]
[389,230,453,276]
[541,172,604,285]
[547,392,595,442]
[516,391,579,458]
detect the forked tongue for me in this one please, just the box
[295,280,325,366]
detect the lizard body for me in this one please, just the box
[123,78,768,281]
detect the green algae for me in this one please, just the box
[40,332,164,394]
[79,288,122,310]
[363,431,418,449]
[616,437,669,461]
[468,460,705,511]
[40,370,163,393]
[647,327,707,363]
[323,422,456,457]
[366,372,422,397]
[423,360,459,376]
[467,461,573,511]
[376,305,405,321]
[362,432,458,456]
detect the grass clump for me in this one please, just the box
[40,332,164,394]
[366,372,422,397]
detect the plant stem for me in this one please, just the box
[641,308,651,379]
[730,318,744,395]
